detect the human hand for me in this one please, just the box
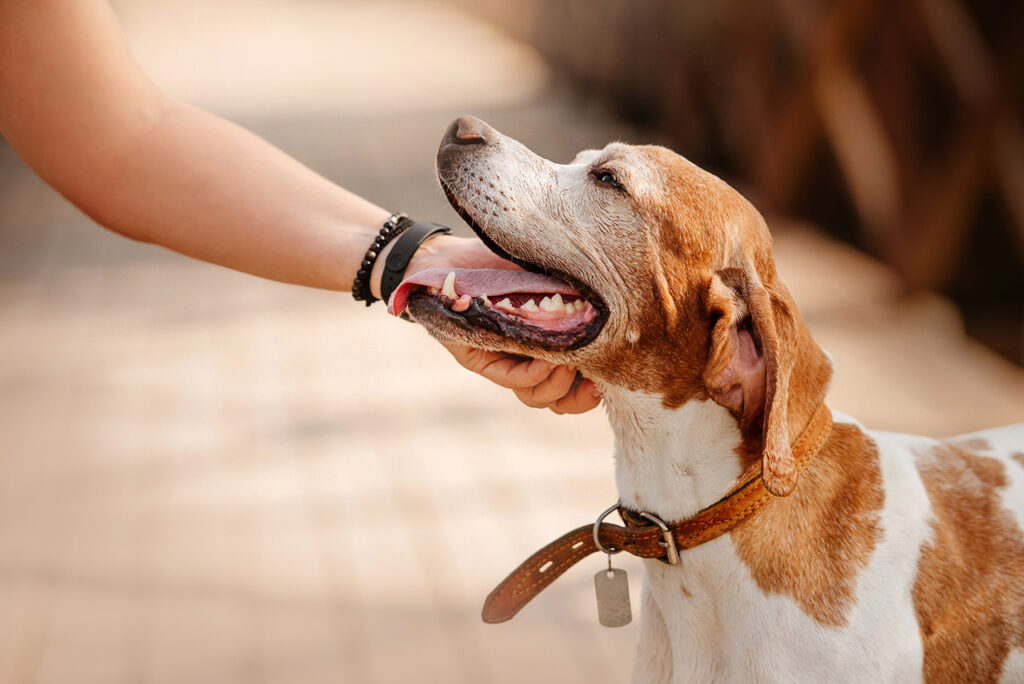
[442,342,602,414]
[402,234,601,414]
[403,232,518,274]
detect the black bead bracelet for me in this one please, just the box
[351,212,413,306]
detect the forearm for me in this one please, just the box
[77,100,391,291]
[0,0,388,292]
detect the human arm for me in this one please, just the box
[0,0,599,413]
[0,0,393,293]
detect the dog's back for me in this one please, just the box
[911,423,1024,681]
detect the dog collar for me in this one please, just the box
[481,403,834,623]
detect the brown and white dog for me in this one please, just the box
[389,116,1024,683]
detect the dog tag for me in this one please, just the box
[594,566,632,627]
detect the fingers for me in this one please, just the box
[513,367,602,414]
[443,342,601,414]
[548,378,602,415]
[444,344,554,389]
[480,356,559,390]
[512,363,577,407]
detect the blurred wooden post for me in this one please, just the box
[751,0,1024,293]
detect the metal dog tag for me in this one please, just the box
[594,566,632,627]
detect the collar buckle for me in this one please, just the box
[639,511,680,565]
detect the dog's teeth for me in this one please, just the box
[441,271,457,299]
[496,297,515,312]
[428,286,440,295]
[451,294,472,312]
[572,299,584,312]
[521,298,539,312]
[481,294,491,306]
[539,293,564,312]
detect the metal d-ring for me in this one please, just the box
[593,503,623,556]
[639,511,681,565]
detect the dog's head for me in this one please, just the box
[391,116,832,495]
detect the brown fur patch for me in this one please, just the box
[731,423,884,626]
[912,445,1024,681]
[950,437,993,452]
[1014,452,1024,469]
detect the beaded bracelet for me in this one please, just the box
[351,212,413,306]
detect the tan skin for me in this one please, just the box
[0,0,600,414]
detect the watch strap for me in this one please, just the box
[379,222,452,306]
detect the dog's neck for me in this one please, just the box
[602,386,748,521]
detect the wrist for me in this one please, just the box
[370,232,453,300]
[351,212,410,305]
[377,223,453,305]
[357,216,454,306]
[369,239,399,300]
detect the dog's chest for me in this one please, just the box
[640,541,814,682]
[638,530,925,684]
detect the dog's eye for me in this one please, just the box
[593,169,622,190]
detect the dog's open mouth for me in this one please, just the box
[389,268,601,349]
[387,179,607,351]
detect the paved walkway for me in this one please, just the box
[1,2,1023,683]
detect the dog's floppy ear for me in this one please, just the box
[704,266,821,496]
[703,268,766,426]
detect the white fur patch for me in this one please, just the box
[829,409,863,428]
[603,391,744,521]
[1000,647,1024,683]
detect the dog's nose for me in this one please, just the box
[444,116,493,146]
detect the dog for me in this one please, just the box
[388,116,1024,683]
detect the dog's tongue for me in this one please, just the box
[387,268,578,316]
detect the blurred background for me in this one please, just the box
[0,1,1021,683]
[449,0,1024,365]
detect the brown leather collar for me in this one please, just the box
[481,403,834,623]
